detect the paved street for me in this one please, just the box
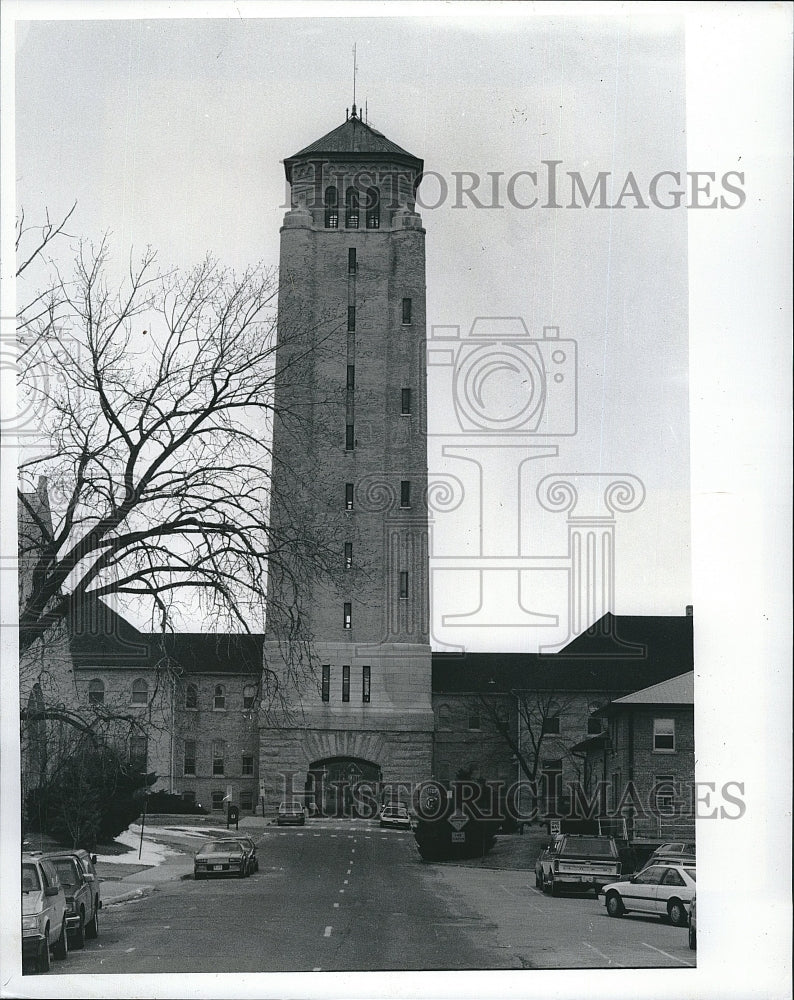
[37,821,694,975]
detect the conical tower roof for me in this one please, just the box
[284,110,423,182]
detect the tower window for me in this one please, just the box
[243,684,257,710]
[345,483,354,510]
[345,424,354,450]
[130,735,148,769]
[365,187,380,229]
[402,298,412,325]
[88,679,104,705]
[400,480,411,508]
[342,665,350,702]
[401,388,411,414]
[321,664,330,702]
[348,248,357,273]
[213,684,226,710]
[345,188,359,228]
[347,365,355,391]
[344,542,353,569]
[348,306,356,331]
[324,186,339,229]
[399,571,409,599]
[343,603,352,630]
[362,665,371,703]
[242,753,255,776]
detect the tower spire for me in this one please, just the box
[351,43,358,118]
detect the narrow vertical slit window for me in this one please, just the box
[321,665,330,702]
[347,365,355,391]
[399,571,409,599]
[342,665,350,703]
[344,542,353,569]
[402,297,412,325]
[343,603,352,630]
[400,480,411,508]
[348,247,357,273]
[345,424,354,450]
[347,306,356,331]
[345,483,354,510]
[362,665,371,703]
[401,388,411,414]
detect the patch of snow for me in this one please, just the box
[93,827,178,867]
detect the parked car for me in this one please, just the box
[277,801,306,826]
[534,837,562,889]
[538,834,622,896]
[638,842,696,872]
[379,804,411,829]
[220,836,259,874]
[21,854,69,973]
[688,891,697,949]
[43,851,101,948]
[602,861,696,926]
[194,840,247,879]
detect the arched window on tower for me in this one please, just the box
[324,185,339,228]
[345,187,359,229]
[365,186,380,229]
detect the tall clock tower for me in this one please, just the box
[260,108,434,811]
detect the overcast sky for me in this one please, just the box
[13,9,696,650]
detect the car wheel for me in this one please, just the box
[195,871,204,880]
[606,891,625,918]
[37,935,51,974]
[688,924,696,950]
[71,909,86,950]
[535,870,542,889]
[550,877,560,897]
[542,874,551,895]
[53,919,69,960]
[667,899,687,927]
[85,905,99,939]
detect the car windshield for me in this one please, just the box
[52,859,79,887]
[22,864,41,893]
[684,868,696,881]
[201,842,242,854]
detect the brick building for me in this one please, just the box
[572,671,696,843]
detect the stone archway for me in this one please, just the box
[307,756,382,817]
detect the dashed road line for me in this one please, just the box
[343,879,349,885]
[642,942,694,967]
[333,902,339,908]
[313,967,322,971]
[324,926,332,937]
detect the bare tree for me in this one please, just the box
[16,229,340,703]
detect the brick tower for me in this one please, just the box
[260,108,433,812]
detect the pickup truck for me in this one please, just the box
[538,834,621,896]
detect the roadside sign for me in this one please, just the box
[549,819,561,834]
[451,831,466,843]
[449,812,468,832]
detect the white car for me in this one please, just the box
[602,861,696,927]
[277,801,306,826]
[379,804,411,829]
